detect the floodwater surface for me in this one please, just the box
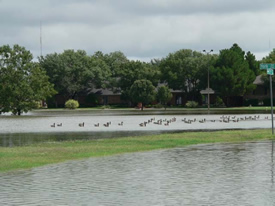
[1,141,275,205]
[0,111,273,146]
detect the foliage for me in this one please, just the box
[153,103,164,108]
[65,99,79,109]
[103,51,129,78]
[129,79,156,110]
[260,50,275,89]
[243,99,259,106]
[214,96,225,107]
[156,85,172,109]
[39,50,111,100]
[159,49,216,102]
[263,98,275,106]
[100,105,111,109]
[245,51,260,76]
[211,44,256,106]
[117,60,160,102]
[185,101,198,108]
[0,44,56,115]
[262,49,275,63]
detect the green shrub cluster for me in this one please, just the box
[153,103,164,108]
[214,96,225,107]
[185,101,198,108]
[244,99,259,106]
[263,98,275,106]
[65,99,79,109]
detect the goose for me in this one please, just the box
[139,123,146,127]
[184,120,192,124]
[57,123,62,127]
[118,122,123,126]
[50,123,55,127]
[94,123,99,127]
[103,122,110,127]
[79,122,85,127]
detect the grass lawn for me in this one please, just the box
[0,129,274,173]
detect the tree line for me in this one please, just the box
[1,43,274,115]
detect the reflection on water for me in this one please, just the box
[0,141,275,205]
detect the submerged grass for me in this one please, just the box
[0,129,274,173]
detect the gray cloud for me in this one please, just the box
[0,0,274,60]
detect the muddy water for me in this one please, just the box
[1,141,275,205]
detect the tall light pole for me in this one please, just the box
[203,49,213,113]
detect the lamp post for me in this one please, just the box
[203,49,213,113]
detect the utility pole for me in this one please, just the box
[203,50,213,114]
[40,21,43,57]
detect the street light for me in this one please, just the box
[203,49,213,113]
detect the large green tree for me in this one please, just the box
[129,79,156,110]
[211,44,256,106]
[156,85,172,110]
[260,49,275,89]
[159,49,213,101]
[245,51,260,76]
[39,50,111,100]
[117,60,160,102]
[262,49,275,63]
[102,51,129,92]
[0,45,56,115]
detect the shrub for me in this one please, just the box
[244,99,258,106]
[214,96,225,107]
[65,99,79,109]
[263,98,275,106]
[100,105,111,109]
[185,101,198,108]
[153,103,164,108]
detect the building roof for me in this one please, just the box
[200,88,215,95]
[253,75,264,85]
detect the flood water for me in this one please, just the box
[0,109,273,146]
[1,110,275,205]
[1,141,275,205]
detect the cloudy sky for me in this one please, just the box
[1,0,275,61]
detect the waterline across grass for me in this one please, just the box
[0,129,274,173]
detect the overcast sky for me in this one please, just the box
[1,0,275,61]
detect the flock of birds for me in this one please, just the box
[50,115,270,128]
[50,121,123,128]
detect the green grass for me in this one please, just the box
[36,106,273,112]
[0,129,274,173]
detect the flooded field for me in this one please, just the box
[1,141,274,205]
[0,111,273,146]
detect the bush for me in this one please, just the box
[214,96,225,107]
[100,105,111,109]
[153,103,164,108]
[65,99,79,109]
[263,98,275,106]
[244,99,258,106]
[185,101,198,108]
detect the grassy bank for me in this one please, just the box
[33,105,273,112]
[0,129,274,173]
